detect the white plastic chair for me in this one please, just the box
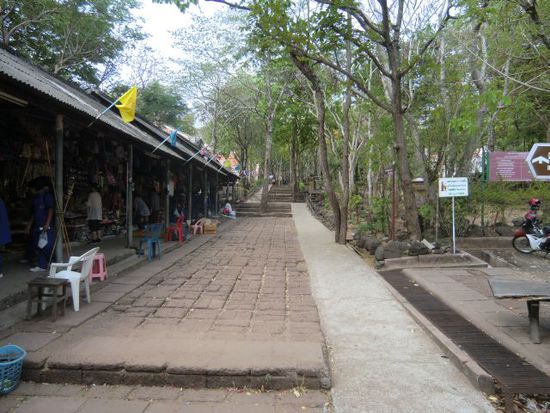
[48,247,99,311]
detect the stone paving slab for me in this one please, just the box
[0,383,329,413]
[2,218,327,390]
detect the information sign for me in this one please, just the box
[438,177,469,198]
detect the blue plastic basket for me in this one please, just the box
[0,344,26,395]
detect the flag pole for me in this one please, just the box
[87,98,119,128]
[151,134,171,153]
[183,149,202,166]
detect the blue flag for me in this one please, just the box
[170,130,178,147]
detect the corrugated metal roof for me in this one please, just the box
[0,49,182,160]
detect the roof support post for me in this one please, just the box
[126,144,133,248]
[55,114,64,262]
[225,178,229,202]
[188,163,193,222]
[215,173,219,216]
[203,169,208,217]
[165,159,170,229]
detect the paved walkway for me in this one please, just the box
[1,382,328,412]
[0,217,326,389]
[291,204,494,413]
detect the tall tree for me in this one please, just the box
[4,0,144,85]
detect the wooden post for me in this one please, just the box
[165,159,170,229]
[55,114,64,262]
[188,163,193,222]
[203,169,208,217]
[215,173,219,216]
[126,144,133,248]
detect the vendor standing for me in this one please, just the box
[86,184,102,243]
[26,176,55,272]
[0,195,11,278]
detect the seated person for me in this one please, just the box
[222,202,236,219]
[134,196,150,229]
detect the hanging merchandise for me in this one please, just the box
[167,179,175,197]
[106,166,116,185]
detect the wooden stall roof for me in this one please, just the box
[0,49,183,161]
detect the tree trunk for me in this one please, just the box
[387,41,421,239]
[290,118,298,200]
[291,50,341,241]
[338,32,352,244]
[458,21,488,176]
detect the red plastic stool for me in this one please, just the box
[89,253,108,283]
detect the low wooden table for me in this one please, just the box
[488,276,550,344]
[26,277,69,321]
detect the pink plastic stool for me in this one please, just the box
[89,253,108,283]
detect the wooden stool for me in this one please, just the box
[26,277,69,321]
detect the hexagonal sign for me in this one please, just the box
[526,143,550,180]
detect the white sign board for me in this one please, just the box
[438,177,468,198]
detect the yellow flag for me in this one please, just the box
[115,85,137,123]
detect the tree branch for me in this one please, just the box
[304,51,395,113]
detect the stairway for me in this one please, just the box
[267,185,295,203]
[236,202,292,218]
[236,185,297,217]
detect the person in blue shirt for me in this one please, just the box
[0,196,11,278]
[26,176,55,272]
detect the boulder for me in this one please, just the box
[374,245,385,261]
[364,237,381,252]
[494,224,515,236]
[409,240,429,256]
[383,241,405,259]
[467,224,485,237]
[387,240,410,252]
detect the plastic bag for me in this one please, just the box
[37,231,48,249]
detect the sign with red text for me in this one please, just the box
[489,152,533,182]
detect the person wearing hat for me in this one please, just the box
[26,176,55,272]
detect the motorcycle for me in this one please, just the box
[512,219,550,254]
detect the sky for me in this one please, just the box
[133,0,226,62]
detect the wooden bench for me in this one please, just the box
[488,276,550,344]
[26,277,69,321]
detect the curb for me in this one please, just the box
[376,269,496,395]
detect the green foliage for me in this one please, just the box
[363,196,390,235]
[355,222,370,237]
[110,81,192,131]
[4,0,145,86]
[350,194,363,210]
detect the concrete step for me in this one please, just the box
[23,336,326,390]
[238,212,293,218]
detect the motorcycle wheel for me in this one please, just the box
[512,235,535,253]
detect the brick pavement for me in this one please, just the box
[0,382,329,412]
[1,218,327,389]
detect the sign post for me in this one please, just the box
[438,177,469,254]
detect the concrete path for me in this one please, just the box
[0,382,328,412]
[292,203,495,413]
[1,217,326,389]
